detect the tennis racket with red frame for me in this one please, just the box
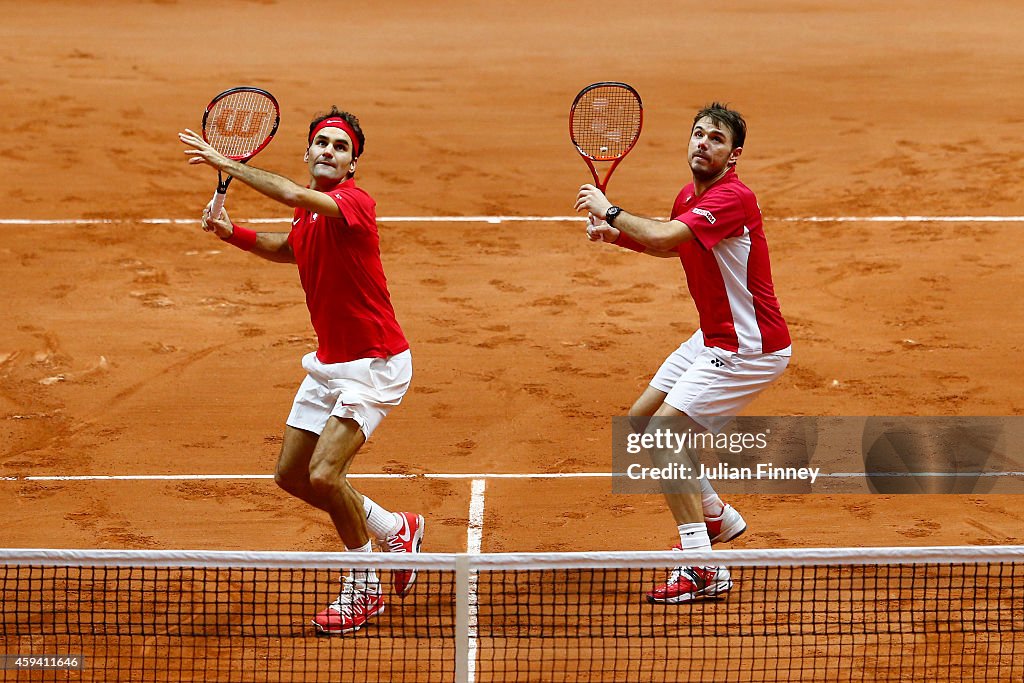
[569,81,643,193]
[201,86,280,218]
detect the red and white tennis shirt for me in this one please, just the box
[287,178,409,364]
[672,168,791,355]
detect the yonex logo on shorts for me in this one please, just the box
[710,358,725,368]
[692,208,716,224]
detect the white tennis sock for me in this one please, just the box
[346,539,380,593]
[699,475,725,517]
[677,522,712,553]
[363,495,401,540]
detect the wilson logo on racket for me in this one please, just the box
[210,109,273,139]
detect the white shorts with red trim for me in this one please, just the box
[286,350,412,439]
[650,330,790,433]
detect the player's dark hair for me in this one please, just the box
[308,107,366,158]
[692,102,746,149]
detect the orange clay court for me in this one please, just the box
[0,0,1022,680]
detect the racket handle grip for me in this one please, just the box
[210,189,227,219]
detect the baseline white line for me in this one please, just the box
[3,215,1024,226]
[9,471,1023,482]
[426,472,611,479]
[779,216,1024,223]
[20,474,413,481]
[826,472,1024,478]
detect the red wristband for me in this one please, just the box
[223,225,258,251]
[613,230,647,253]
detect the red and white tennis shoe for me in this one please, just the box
[381,512,424,598]
[312,583,385,635]
[646,547,733,604]
[706,503,747,545]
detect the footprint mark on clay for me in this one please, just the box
[130,291,175,308]
[531,295,576,309]
[899,519,941,539]
[133,267,168,285]
[489,280,525,293]
[476,335,527,349]
[842,503,874,521]
[570,271,611,287]
[521,384,549,398]
[430,402,453,420]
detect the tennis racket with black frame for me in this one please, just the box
[201,86,280,218]
[569,81,643,193]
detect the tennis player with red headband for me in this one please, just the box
[179,107,423,635]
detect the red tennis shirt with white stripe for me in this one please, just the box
[287,178,409,364]
[672,167,791,355]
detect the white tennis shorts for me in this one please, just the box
[651,330,791,432]
[286,350,412,439]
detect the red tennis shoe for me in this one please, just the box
[381,512,424,598]
[312,583,385,635]
[706,503,747,545]
[646,547,733,604]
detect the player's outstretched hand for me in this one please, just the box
[201,204,233,239]
[179,128,230,170]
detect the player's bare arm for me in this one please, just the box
[179,129,341,217]
[585,217,677,258]
[575,184,695,252]
[610,212,694,252]
[201,205,296,264]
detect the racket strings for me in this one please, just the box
[204,91,278,159]
[571,86,642,160]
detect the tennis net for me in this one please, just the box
[1,546,1021,681]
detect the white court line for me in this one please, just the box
[19,474,413,481]
[426,472,611,479]
[467,479,486,554]
[779,216,1024,223]
[3,215,1024,226]
[10,471,1022,482]
[465,479,486,683]
[827,472,1024,478]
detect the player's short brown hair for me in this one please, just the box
[308,107,366,158]
[693,102,746,149]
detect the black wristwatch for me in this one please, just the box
[605,205,623,225]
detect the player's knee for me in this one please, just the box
[274,467,305,497]
[628,406,652,434]
[308,465,345,498]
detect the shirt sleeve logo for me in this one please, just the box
[692,208,716,224]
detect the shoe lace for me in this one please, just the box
[667,565,715,588]
[329,583,358,614]
[329,582,374,618]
